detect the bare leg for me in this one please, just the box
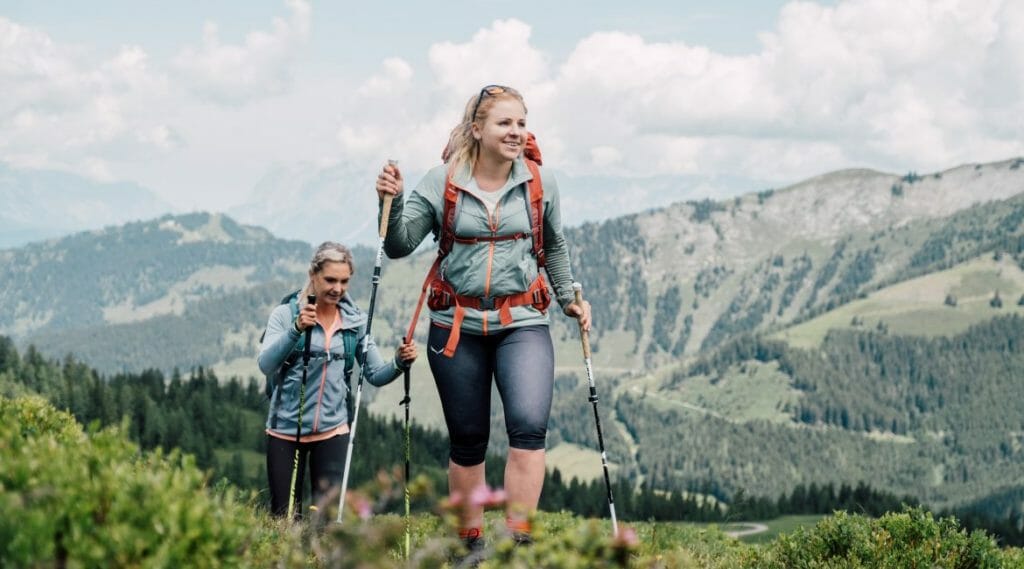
[450,460,486,530]
[505,448,545,525]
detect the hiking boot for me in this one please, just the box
[511,531,534,547]
[454,534,488,568]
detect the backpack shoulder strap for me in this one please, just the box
[524,159,545,268]
[438,170,460,258]
[259,289,302,345]
[342,329,357,375]
[341,328,358,418]
[286,292,301,323]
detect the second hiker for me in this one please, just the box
[258,241,418,519]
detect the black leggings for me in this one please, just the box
[428,324,554,466]
[266,432,350,518]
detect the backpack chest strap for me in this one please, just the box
[453,232,529,245]
[307,351,348,363]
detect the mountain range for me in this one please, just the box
[4,156,1024,516]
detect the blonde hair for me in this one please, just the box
[444,85,527,175]
[300,241,354,306]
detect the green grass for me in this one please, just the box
[775,255,1024,349]
[724,515,825,544]
[213,447,264,472]
[546,442,610,482]
[661,360,801,424]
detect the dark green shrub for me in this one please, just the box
[0,396,255,568]
[752,508,1005,568]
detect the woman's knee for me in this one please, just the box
[449,438,489,466]
[507,417,547,451]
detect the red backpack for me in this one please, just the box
[405,133,550,356]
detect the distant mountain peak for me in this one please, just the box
[157,212,271,245]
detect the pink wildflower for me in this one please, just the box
[612,526,639,549]
[470,484,507,508]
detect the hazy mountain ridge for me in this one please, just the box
[0,162,171,250]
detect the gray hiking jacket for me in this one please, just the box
[258,294,404,435]
[382,158,576,334]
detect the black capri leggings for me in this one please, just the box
[266,432,350,518]
[427,323,554,466]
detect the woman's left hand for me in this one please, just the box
[396,339,418,366]
[564,300,592,332]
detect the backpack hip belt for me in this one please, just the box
[438,273,551,357]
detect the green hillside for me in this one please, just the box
[5,159,1024,525]
[776,254,1024,348]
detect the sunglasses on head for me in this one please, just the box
[470,85,508,120]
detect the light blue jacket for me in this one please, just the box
[258,294,404,436]
[383,158,576,334]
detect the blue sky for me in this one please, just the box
[2,0,1022,242]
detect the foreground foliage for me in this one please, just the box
[2,395,1022,568]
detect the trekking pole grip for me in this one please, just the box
[572,282,591,359]
[302,294,315,363]
[378,159,398,238]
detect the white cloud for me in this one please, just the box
[357,57,414,98]
[0,17,176,178]
[535,0,1024,185]
[0,1,311,193]
[589,145,622,166]
[172,0,311,104]
[428,19,550,97]
[332,19,555,176]
[4,0,1024,236]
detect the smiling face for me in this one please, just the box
[473,97,527,164]
[311,260,351,306]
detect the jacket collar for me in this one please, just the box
[449,157,534,192]
[336,294,366,331]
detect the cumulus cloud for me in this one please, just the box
[5,0,1024,231]
[321,2,1024,210]
[357,57,414,98]
[518,0,1022,185]
[428,19,550,97]
[334,19,554,174]
[172,0,311,104]
[0,1,311,190]
[0,17,176,179]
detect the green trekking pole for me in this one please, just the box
[286,294,316,521]
[337,160,398,523]
[573,282,619,537]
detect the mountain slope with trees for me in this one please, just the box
[5,158,1024,521]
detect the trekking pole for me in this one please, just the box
[399,339,411,558]
[286,294,317,521]
[573,282,619,537]
[337,160,398,523]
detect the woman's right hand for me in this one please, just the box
[376,162,403,200]
[295,302,317,332]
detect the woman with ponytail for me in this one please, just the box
[374,86,591,552]
[258,241,417,518]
